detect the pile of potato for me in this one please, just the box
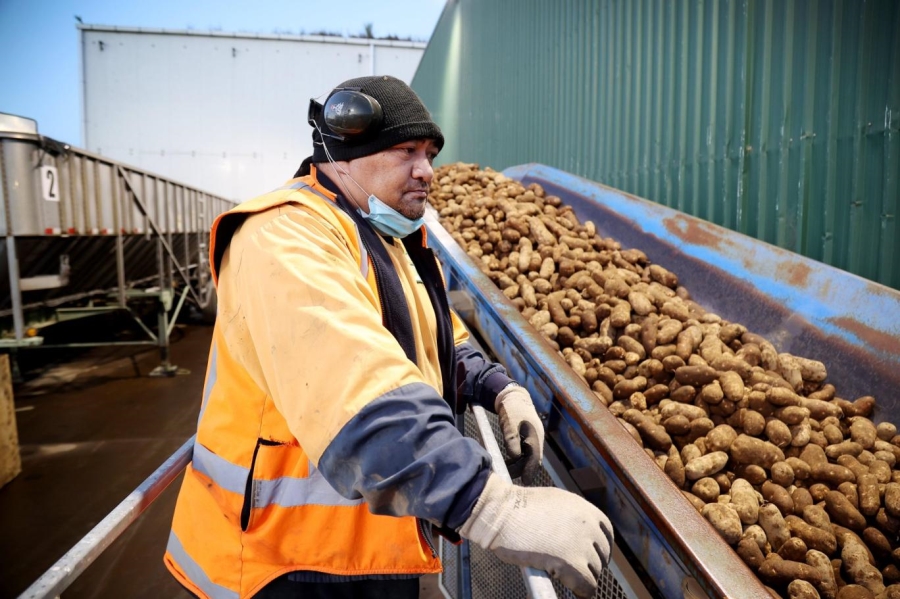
[428,162,900,599]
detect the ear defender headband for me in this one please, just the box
[308,88,384,142]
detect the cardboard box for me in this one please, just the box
[0,354,21,488]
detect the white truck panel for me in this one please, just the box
[81,27,425,202]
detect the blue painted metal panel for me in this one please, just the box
[424,163,900,599]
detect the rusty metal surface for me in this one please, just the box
[425,162,900,598]
[424,214,771,599]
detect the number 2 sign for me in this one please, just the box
[40,165,59,202]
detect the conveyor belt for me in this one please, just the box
[424,163,900,598]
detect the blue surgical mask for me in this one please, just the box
[359,194,425,238]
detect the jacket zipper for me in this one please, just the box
[418,519,437,558]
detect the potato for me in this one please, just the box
[779,536,810,562]
[674,364,718,386]
[663,414,692,436]
[827,441,865,460]
[787,579,821,599]
[743,409,767,436]
[762,480,795,517]
[861,528,893,563]
[759,503,791,551]
[681,490,706,511]
[838,481,860,510]
[835,396,876,419]
[801,443,829,468]
[886,484,900,519]
[737,536,766,570]
[786,515,838,556]
[876,423,898,442]
[857,474,880,517]
[875,508,900,534]
[730,479,760,525]
[837,455,870,480]
[787,457,812,481]
[706,424,738,452]
[737,464,769,486]
[622,409,672,451]
[806,549,838,599]
[613,376,648,400]
[849,419,878,450]
[825,491,867,531]
[759,554,825,587]
[664,445,686,487]
[777,405,811,425]
[841,540,885,595]
[811,463,857,487]
[719,370,745,402]
[692,477,721,503]
[731,434,786,468]
[661,402,707,422]
[702,503,743,545]
[791,421,813,447]
[835,586,874,599]
[809,483,831,502]
[767,386,802,407]
[685,451,729,481]
[792,487,815,513]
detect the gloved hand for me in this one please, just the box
[495,384,544,485]
[459,474,613,599]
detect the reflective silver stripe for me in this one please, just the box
[192,442,363,507]
[166,531,239,599]
[191,442,246,494]
[253,462,364,508]
[286,182,369,280]
[197,342,218,425]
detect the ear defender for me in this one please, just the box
[309,89,383,142]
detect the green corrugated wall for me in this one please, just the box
[412,0,900,290]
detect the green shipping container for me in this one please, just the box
[412,0,900,289]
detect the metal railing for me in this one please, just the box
[18,437,194,599]
[469,404,558,599]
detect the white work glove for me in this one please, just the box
[495,383,545,485]
[460,473,613,598]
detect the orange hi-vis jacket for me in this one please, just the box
[164,167,504,598]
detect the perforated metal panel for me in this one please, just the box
[439,411,630,599]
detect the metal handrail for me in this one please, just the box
[469,405,559,599]
[18,437,195,599]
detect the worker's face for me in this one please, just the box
[346,139,439,220]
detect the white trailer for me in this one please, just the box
[80,25,426,202]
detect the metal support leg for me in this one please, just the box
[149,239,177,377]
[6,236,24,341]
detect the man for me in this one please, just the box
[164,75,613,599]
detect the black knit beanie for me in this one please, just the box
[310,75,444,163]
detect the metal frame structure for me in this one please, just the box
[0,114,235,376]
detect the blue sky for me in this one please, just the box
[0,0,446,143]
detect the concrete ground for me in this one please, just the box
[1,323,444,598]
